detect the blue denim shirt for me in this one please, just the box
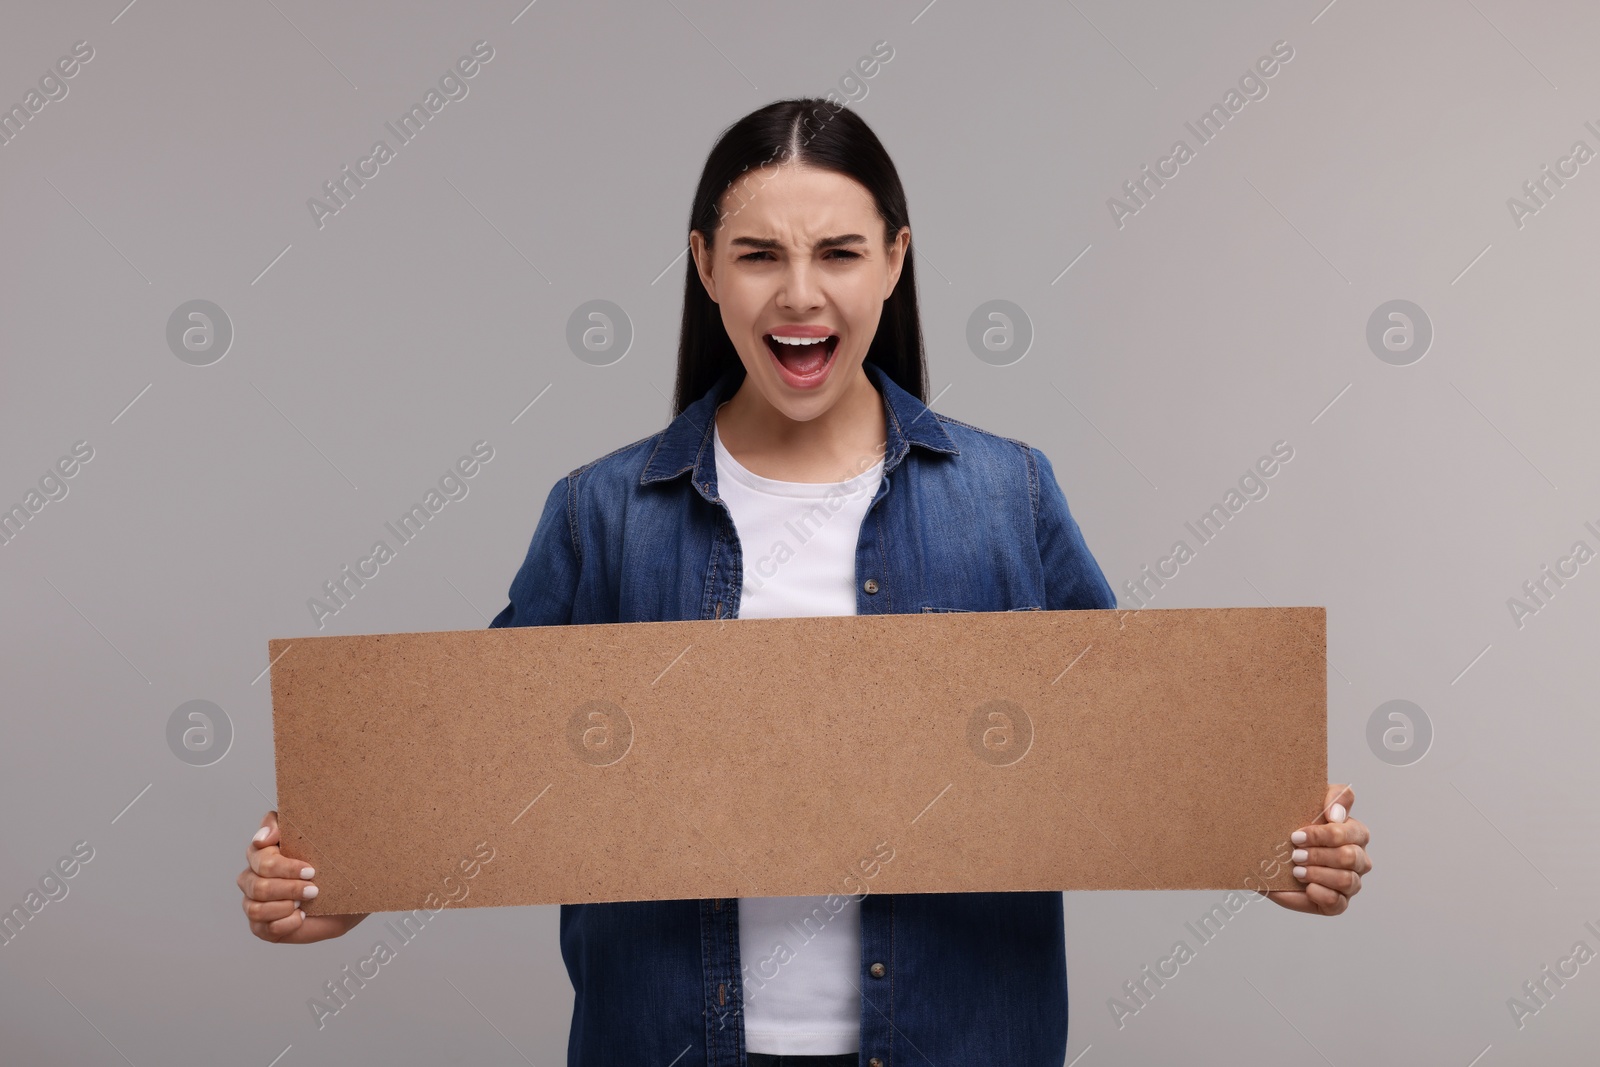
[489,359,1116,1067]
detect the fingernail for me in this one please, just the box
[253,827,270,843]
[1292,848,1308,862]
[301,867,315,879]
[1293,866,1307,879]
[1291,830,1307,845]
[302,885,319,899]
[1330,803,1347,823]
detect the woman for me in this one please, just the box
[239,98,1372,1067]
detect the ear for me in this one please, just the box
[882,225,910,300]
[689,230,719,304]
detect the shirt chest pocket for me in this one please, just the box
[909,494,1043,612]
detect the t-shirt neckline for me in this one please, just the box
[712,419,883,499]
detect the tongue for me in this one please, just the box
[777,342,829,376]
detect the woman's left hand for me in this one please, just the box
[1263,783,1371,916]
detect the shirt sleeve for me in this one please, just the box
[488,473,581,629]
[1030,446,1117,611]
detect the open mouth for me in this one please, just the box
[763,331,839,385]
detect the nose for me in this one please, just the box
[776,260,824,312]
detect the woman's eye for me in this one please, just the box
[737,250,860,261]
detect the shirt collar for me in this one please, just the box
[640,359,959,486]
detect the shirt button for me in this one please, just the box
[868,1058,885,1067]
[869,962,886,978]
[863,578,879,594]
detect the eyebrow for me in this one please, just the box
[729,234,869,252]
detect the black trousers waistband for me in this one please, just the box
[746,1054,859,1067]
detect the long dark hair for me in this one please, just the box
[672,98,927,416]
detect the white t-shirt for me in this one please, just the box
[713,414,884,1055]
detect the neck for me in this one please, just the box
[715,366,888,483]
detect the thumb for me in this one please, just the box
[1321,783,1352,824]
[252,810,279,848]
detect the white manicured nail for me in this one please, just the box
[1330,803,1347,823]
[1293,866,1307,879]
[301,867,315,879]
[302,885,319,899]
[253,827,270,843]
[1292,849,1308,862]
[1291,830,1307,845]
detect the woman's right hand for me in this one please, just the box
[240,810,368,943]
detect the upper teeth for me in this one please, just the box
[770,335,829,345]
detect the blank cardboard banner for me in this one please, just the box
[268,606,1327,915]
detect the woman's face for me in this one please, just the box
[690,163,909,424]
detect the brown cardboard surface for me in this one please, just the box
[268,606,1327,915]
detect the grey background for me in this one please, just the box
[2,0,1596,1063]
